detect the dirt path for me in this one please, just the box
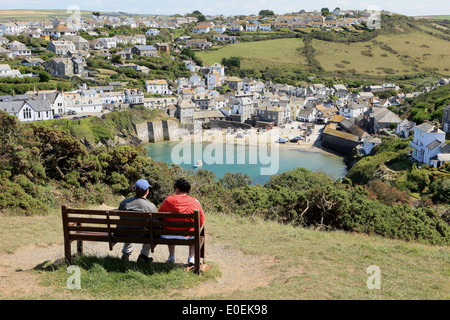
[0,205,279,299]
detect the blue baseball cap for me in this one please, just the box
[135,179,151,190]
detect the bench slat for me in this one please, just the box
[152,221,194,228]
[66,208,153,217]
[67,217,151,227]
[71,234,151,243]
[152,212,195,219]
[69,226,151,235]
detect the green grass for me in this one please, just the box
[203,212,450,300]
[387,158,413,171]
[313,32,450,76]
[36,255,219,299]
[196,38,307,71]
[418,16,450,21]
[2,207,448,299]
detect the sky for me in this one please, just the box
[1,0,449,17]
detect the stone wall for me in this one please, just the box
[133,122,150,143]
[322,132,360,155]
[162,119,180,141]
[210,119,252,130]
[148,120,164,143]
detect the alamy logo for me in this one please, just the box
[366,5,381,30]
[366,265,381,289]
[170,127,280,176]
[66,265,81,289]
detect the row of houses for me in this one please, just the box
[190,14,367,34]
[0,14,199,36]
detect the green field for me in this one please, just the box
[196,38,308,71]
[0,9,94,21]
[416,15,450,21]
[312,32,450,76]
[0,9,151,21]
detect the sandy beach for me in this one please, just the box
[183,121,329,154]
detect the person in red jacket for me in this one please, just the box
[158,178,205,265]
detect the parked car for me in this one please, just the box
[276,137,289,143]
[53,114,61,119]
[289,136,305,143]
[68,110,77,115]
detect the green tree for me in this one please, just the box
[38,71,51,82]
[321,8,330,16]
[259,10,275,17]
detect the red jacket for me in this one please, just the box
[158,194,205,231]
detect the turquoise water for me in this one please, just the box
[145,141,348,185]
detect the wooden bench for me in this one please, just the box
[61,205,205,274]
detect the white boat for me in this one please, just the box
[193,160,203,168]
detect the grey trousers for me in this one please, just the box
[121,243,151,257]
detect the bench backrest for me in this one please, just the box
[62,205,201,248]
[62,205,154,249]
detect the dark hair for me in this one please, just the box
[174,178,191,193]
[135,187,148,198]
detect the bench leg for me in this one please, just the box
[77,240,83,257]
[201,241,205,264]
[64,240,72,264]
[194,240,201,274]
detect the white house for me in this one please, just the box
[0,47,14,59]
[98,37,117,49]
[0,64,21,78]
[362,136,382,155]
[212,25,227,33]
[31,91,66,115]
[205,70,220,90]
[396,119,415,137]
[229,24,244,32]
[124,88,144,104]
[0,100,53,122]
[146,29,160,36]
[64,92,103,113]
[213,35,236,42]
[259,24,271,31]
[145,80,172,95]
[189,74,203,87]
[209,63,225,77]
[339,101,368,119]
[297,108,317,122]
[191,26,210,34]
[0,23,22,35]
[409,121,447,167]
[245,24,258,32]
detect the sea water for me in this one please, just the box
[145,140,347,185]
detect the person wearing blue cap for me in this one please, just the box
[119,178,157,262]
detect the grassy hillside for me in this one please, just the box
[31,107,175,145]
[194,16,450,82]
[1,208,448,299]
[196,38,308,71]
[313,32,450,76]
[0,9,93,21]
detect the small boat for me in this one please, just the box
[193,160,203,168]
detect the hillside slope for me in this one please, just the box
[0,208,448,299]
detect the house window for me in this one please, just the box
[23,107,32,119]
